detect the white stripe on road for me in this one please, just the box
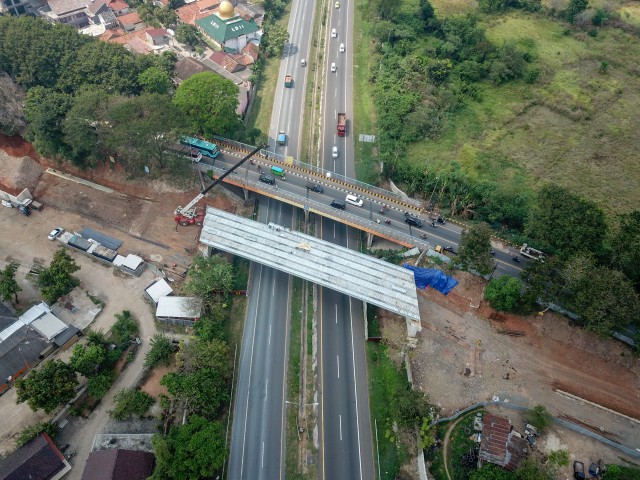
[337,355,340,379]
[339,414,343,440]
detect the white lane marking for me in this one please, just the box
[339,414,343,441]
[239,264,263,478]
[272,280,276,297]
[349,298,364,479]
[269,323,272,346]
[335,304,338,324]
[337,355,340,379]
[261,441,265,469]
[335,87,337,97]
[265,378,268,402]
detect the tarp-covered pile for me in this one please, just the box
[403,264,459,295]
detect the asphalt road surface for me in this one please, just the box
[227,200,294,480]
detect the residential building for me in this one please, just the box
[145,28,168,45]
[144,278,173,304]
[1,0,46,16]
[195,0,260,53]
[0,433,71,480]
[175,0,218,25]
[478,413,529,471]
[38,0,90,27]
[80,449,155,480]
[156,296,201,325]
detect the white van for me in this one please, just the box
[345,194,363,207]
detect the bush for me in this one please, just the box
[110,310,139,344]
[110,388,153,420]
[87,371,114,399]
[525,404,553,432]
[16,422,57,447]
[144,334,174,368]
[484,276,523,312]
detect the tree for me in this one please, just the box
[110,388,154,420]
[151,416,227,479]
[144,334,174,368]
[470,464,517,480]
[0,264,21,305]
[176,24,200,48]
[455,222,494,274]
[525,404,553,432]
[138,67,172,94]
[155,7,177,28]
[184,254,234,305]
[38,248,80,304]
[110,310,139,344]
[516,457,553,480]
[605,464,640,480]
[609,211,640,289]
[160,338,231,418]
[525,185,607,258]
[0,73,26,135]
[174,72,239,136]
[565,0,589,22]
[194,303,228,341]
[86,371,113,399]
[104,93,187,172]
[15,360,78,413]
[69,342,107,377]
[24,87,73,157]
[16,422,58,447]
[484,276,522,312]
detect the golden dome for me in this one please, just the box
[218,0,234,18]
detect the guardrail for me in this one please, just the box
[212,136,424,210]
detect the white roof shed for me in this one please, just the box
[145,279,173,304]
[156,297,201,320]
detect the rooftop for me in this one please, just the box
[0,433,69,480]
[199,207,421,321]
[156,297,201,319]
[47,0,87,15]
[80,449,154,480]
[196,12,259,44]
[479,413,529,471]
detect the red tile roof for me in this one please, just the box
[479,414,528,471]
[241,41,259,62]
[146,28,167,37]
[117,11,141,26]
[176,0,220,25]
[80,449,155,480]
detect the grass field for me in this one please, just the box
[405,12,640,213]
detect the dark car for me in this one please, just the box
[330,199,346,210]
[404,216,423,228]
[306,183,324,193]
[259,174,276,185]
[18,204,31,217]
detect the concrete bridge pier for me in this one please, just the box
[406,316,422,344]
[242,188,251,201]
[366,232,374,248]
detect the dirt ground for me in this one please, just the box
[379,270,640,467]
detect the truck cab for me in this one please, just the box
[277,131,287,145]
[284,74,293,87]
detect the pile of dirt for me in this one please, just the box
[0,150,43,194]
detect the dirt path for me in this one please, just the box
[442,415,465,480]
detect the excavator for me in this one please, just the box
[174,143,266,226]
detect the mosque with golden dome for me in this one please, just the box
[195,0,261,52]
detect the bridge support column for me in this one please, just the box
[405,316,421,344]
[304,208,310,224]
[366,232,374,248]
[242,188,250,201]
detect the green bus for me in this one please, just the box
[180,136,220,158]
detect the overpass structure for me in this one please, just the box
[199,207,423,336]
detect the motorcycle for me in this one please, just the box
[379,205,389,214]
[430,221,437,228]
[384,219,391,225]
[420,233,428,240]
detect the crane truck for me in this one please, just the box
[174,143,266,226]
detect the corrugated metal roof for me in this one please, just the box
[156,297,201,319]
[31,312,68,342]
[199,206,421,321]
[79,227,123,251]
[145,279,173,304]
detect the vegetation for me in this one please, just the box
[151,416,227,480]
[183,254,234,307]
[109,310,139,344]
[525,404,553,432]
[455,223,493,275]
[110,388,154,420]
[15,360,78,413]
[16,422,57,447]
[0,263,21,305]
[605,464,640,480]
[484,276,522,312]
[144,334,174,368]
[37,248,80,304]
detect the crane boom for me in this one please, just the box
[175,143,267,217]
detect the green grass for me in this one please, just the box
[407,12,640,214]
[367,342,409,480]
[428,411,482,480]
[353,0,380,184]
[286,277,304,477]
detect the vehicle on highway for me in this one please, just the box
[271,166,286,177]
[306,183,324,193]
[277,131,287,145]
[331,28,337,37]
[404,216,423,228]
[330,62,336,73]
[339,43,345,53]
[332,146,338,158]
[345,194,363,207]
[259,174,276,185]
[180,136,219,158]
[435,245,456,254]
[520,243,545,262]
[284,74,293,87]
[335,1,340,7]
[301,58,306,67]
[330,199,346,210]
[337,113,346,136]
[48,227,64,240]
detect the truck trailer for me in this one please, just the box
[337,113,346,136]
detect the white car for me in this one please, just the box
[48,227,64,240]
[301,58,306,67]
[331,28,337,38]
[332,146,338,158]
[335,1,340,8]
[339,43,345,53]
[345,194,363,207]
[330,62,337,73]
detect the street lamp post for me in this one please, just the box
[428,176,440,211]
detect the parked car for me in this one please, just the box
[48,227,64,240]
[306,183,324,193]
[345,194,363,207]
[574,461,586,480]
[17,204,30,217]
[301,58,307,67]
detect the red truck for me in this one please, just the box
[337,113,346,136]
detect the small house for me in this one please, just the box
[156,297,201,325]
[0,433,70,479]
[144,278,173,304]
[478,413,529,471]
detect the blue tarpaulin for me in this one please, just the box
[403,264,459,295]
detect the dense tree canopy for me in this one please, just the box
[455,222,494,274]
[174,72,240,136]
[484,276,522,312]
[0,264,21,304]
[15,360,78,413]
[184,254,234,305]
[110,388,154,420]
[609,211,640,289]
[69,342,108,377]
[38,248,80,304]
